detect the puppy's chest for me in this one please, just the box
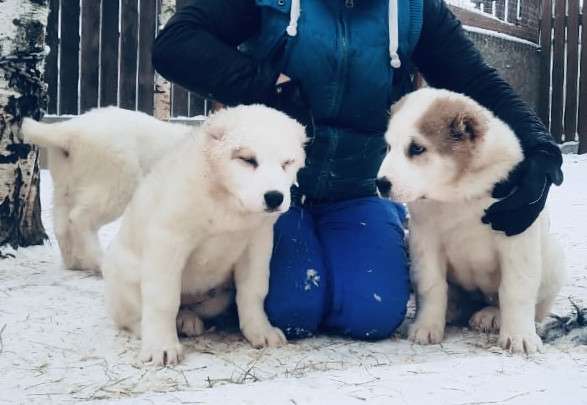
[421,200,502,294]
[181,232,250,293]
[444,233,500,294]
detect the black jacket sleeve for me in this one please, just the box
[152,0,279,106]
[413,0,562,162]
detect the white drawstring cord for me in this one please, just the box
[287,0,301,37]
[388,0,401,68]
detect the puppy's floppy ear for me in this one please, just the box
[389,95,408,117]
[448,109,486,142]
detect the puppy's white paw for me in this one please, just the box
[499,329,543,354]
[408,321,445,345]
[176,308,205,337]
[242,324,287,348]
[140,341,184,366]
[470,306,501,333]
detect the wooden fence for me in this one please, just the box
[447,0,542,43]
[44,0,208,119]
[540,0,587,154]
[42,0,585,153]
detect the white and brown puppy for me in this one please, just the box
[101,104,306,366]
[20,108,190,272]
[377,88,566,354]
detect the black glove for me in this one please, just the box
[482,151,563,236]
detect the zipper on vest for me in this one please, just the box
[331,6,350,118]
[345,0,354,8]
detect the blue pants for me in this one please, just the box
[265,197,409,341]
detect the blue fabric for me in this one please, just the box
[247,0,424,201]
[265,197,410,340]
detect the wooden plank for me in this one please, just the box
[119,0,139,110]
[517,0,528,26]
[495,0,506,20]
[550,0,566,143]
[564,0,580,143]
[507,0,519,24]
[45,0,59,115]
[578,2,587,153]
[137,0,157,114]
[80,0,101,113]
[59,0,80,115]
[100,0,120,107]
[538,0,552,128]
[189,93,206,117]
[482,1,494,15]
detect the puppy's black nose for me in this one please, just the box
[376,177,392,197]
[264,191,284,210]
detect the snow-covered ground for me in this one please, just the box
[1,155,586,405]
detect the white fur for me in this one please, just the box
[378,88,566,354]
[101,105,306,366]
[20,107,190,272]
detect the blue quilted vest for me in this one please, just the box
[245,0,423,201]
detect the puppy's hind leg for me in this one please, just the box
[105,275,142,335]
[176,307,206,337]
[52,193,76,270]
[470,306,501,333]
[68,205,103,273]
[102,252,142,335]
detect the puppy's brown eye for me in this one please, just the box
[239,156,258,168]
[282,159,294,170]
[408,142,426,157]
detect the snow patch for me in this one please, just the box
[463,25,540,47]
[304,269,320,291]
[0,156,586,403]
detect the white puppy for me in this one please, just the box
[377,88,566,354]
[20,108,190,272]
[101,104,306,366]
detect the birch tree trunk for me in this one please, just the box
[153,0,176,121]
[0,0,49,249]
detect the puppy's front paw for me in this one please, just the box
[499,329,543,354]
[242,324,287,348]
[140,341,184,366]
[408,321,445,345]
[470,306,501,333]
[176,308,205,337]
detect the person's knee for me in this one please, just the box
[342,292,409,341]
[268,206,326,339]
[265,298,322,339]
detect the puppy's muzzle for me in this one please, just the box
[264,190,284,212]
[376,177,392,198]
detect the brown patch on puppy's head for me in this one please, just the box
[417,97,488,174]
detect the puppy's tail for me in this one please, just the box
[20,118,71,151]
